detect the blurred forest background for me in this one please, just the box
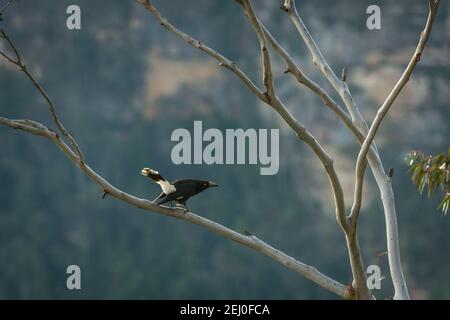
[0,0,449,299]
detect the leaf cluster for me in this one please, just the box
[406,149,450,214]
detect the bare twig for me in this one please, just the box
[0,0,13,21]
[341,68,347,82]
[0,30,20,64]
[238,0,275,100]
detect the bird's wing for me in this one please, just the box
[140,168,176,194]
[172,179,202,197]
[155,192,179,205]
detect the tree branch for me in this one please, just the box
[0,115,353,300]
[0,0,13,21]
[237,0,275,99]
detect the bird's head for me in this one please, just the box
[201,181,218,189]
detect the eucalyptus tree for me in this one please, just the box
[0,0,441,299]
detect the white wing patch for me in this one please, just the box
[157,180,176,194]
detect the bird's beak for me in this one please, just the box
[208,181,218,187]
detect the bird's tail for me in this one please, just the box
[140,167,176,195]
[140,168,167,183]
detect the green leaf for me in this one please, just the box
[438,194,450,215]
[406,149,450,215]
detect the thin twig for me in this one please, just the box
[238,0,275,99]
[0,0,13,21]
[341,68,347,82]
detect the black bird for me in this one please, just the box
[140,168,218,210]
